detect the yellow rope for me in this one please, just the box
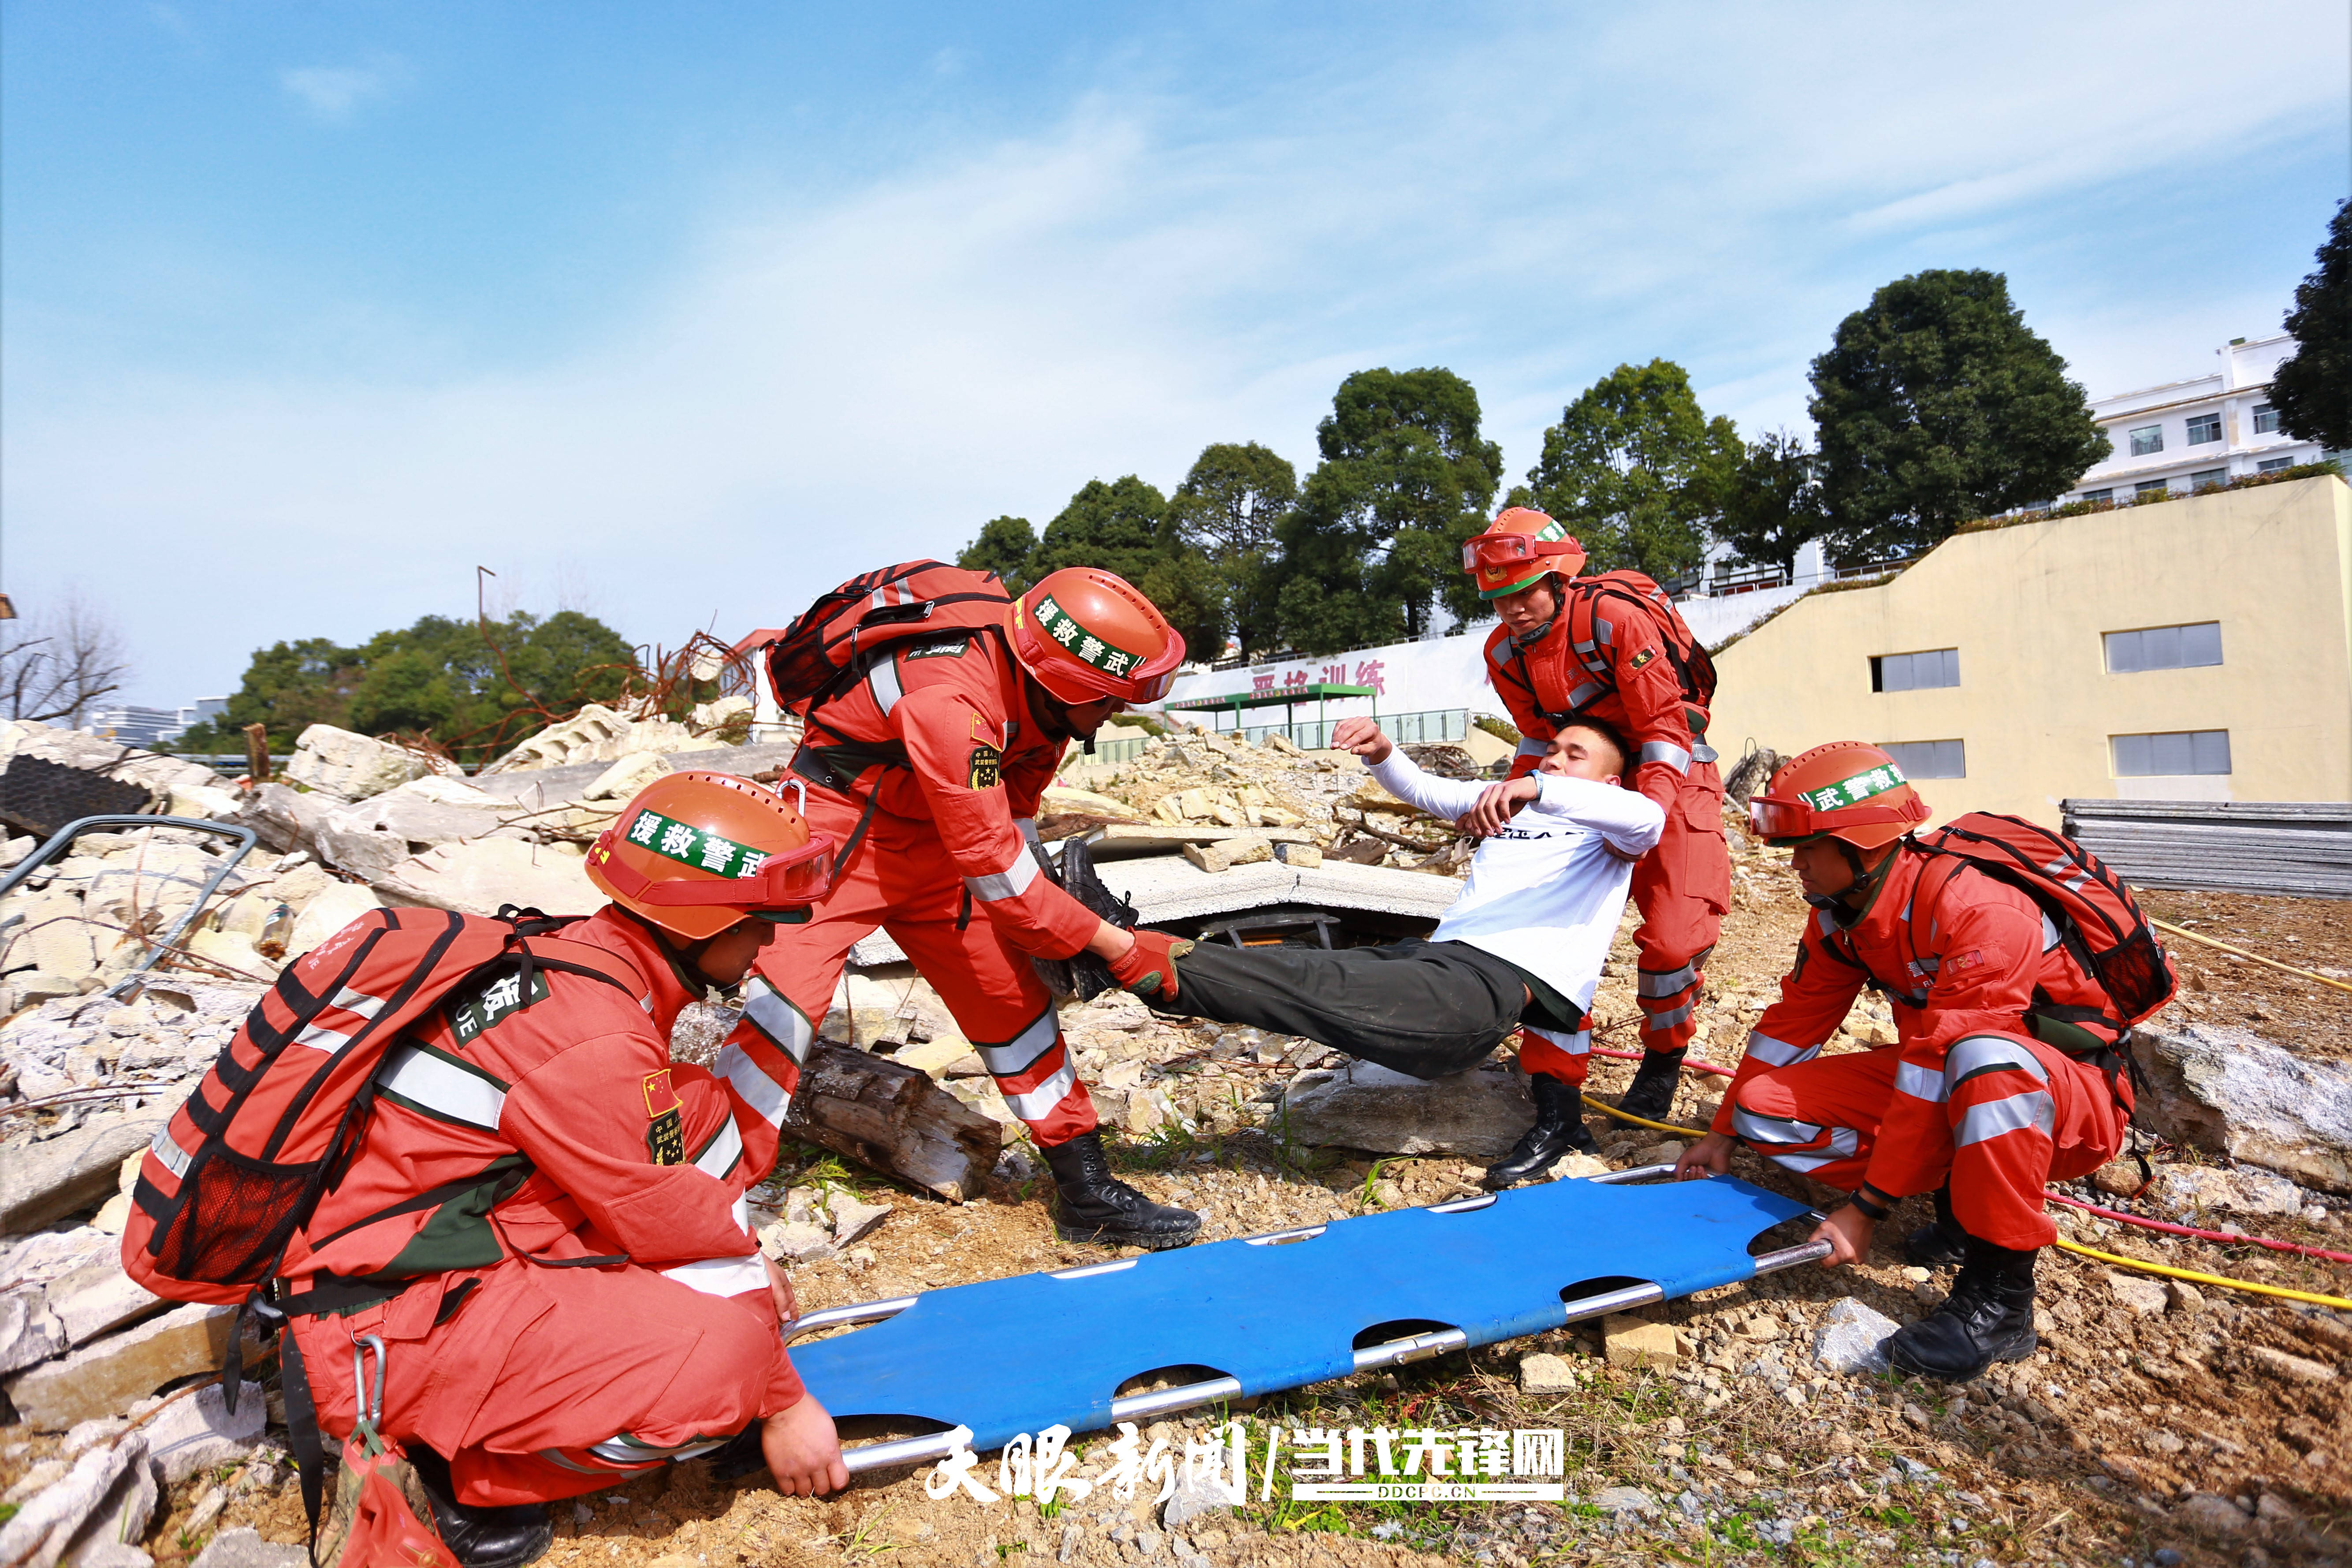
[2053,1237,2352,1311]
[2152,917,2352,997]
[1579,1097,2352,1309]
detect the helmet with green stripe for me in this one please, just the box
[1463,507,1588,600]
[587,771,835,940]
[1748,741,1931,850]
[1010,568,1186,705]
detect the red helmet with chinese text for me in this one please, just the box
[586,771,835,941]
[1747,741,1931,850]
[1010,567,1187,705]
[1462,507,1588,600]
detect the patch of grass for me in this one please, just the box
[0,1504,19,1527]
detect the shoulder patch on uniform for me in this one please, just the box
[904,637,970,662]
[643,1068,684,1165]
[968,743,1003,790]
[1629,647,1657,669]
[448,968,551,1049]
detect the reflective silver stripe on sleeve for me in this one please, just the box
[1566,680,1607,708]
[740,978,813,1065]
[977,1006,1060,1078]
[1001,1059,1079,1124]
[692,1118,744,1181]
[1894,1062,1947,1103]
[1641,1000,1694,1031]
[1637,962,1699,998]
[1523,1026,1590,1056]
[1946,1035,2050,1088]
[964,845,1042,903]
[379,1044,506,1131]
[715,1044,789,1128]
[1639,741,1692,775]
[658,1255,770,1299]
[1595,616,1614,647]
[867,655,905,716]
[149,1122,194,1180]
[1515,738,1551,759]
[1741,1031,1816,1069]
[1956,1091,2055,1147]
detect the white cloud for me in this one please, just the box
[11,0,2348,705]
[279,58,405,123]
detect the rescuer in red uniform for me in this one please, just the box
[281,772,851,1568]
[719,566,1198,1250]
[1673,743,2134,1381]
[1466,508,1730,1180]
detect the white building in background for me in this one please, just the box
[86,696,227,747]
[2065,334,2334,506]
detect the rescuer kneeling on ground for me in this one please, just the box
[1673,743,2135,1382]
[282,774,849,1568]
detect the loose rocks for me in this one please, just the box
[1811,1296,1899,1375]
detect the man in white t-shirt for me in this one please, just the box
[1091,714,1664,1187]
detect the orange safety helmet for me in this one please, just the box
[586,771,835,941]
[1009,567,1187,705]
[1747,741,1932,850]
[1462,507,1588,600]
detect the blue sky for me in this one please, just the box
[4,1,2347,710]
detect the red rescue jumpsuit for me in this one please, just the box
[1485,580,1728,1078]
[1711,850,2132,1250]
[718,622,1102,1149]
[283,907,799,1508]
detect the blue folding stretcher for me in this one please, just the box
[785,1167,1824,1471]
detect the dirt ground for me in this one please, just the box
[12,825,2352,1567]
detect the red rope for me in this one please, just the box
[1587,1042,2349,1266]
[2043,1191,2352,1265]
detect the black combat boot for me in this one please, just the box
[406,1447,553,1568]
[1616,1047,1687,1124]
[1885,1235,2039,1383]
[1903,1181,1968,1270]
[1031,838,1143,1001]
[1041,1132,1202,1249]
[1482,1076,1600,1188]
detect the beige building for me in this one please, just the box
[1711,475,2352,828]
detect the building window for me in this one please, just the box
[2112,730,2231,777]
[2080,488,2113,504]
[2186,413,2222,445]
[2105,621,2222,673]
[2190,468,2227,492]
[1871,648,1960,693]
[2258,456,2293,473]
[1881,739,1965,778]
[2129,425,2164,456]
[2253,403,2280,434]
[2135,479,2170,499]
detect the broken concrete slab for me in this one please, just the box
[2131,1024,2352,1194]
[48,1256,166,1346]
[370,838,598,918]
[283,882,383,963]
[146,1380,265,1484]
[0,1111,170,1234]
[5,1302,240,1431]
[0,1432,152,1568]
[281,725,438,802]
[1280,1062,1530,1160]
[0,1290,68,1374]
[477,704,702,776]
[828,1197,892,1248]
[1079,824,1313,861]
[582,751,674,803]
[232,784,329,857]
[1181,837,1272,874]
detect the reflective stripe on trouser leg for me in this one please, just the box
[1943,1032,2065,1251]
[1517,1027,1590,1088]
[537,1428,737,1475]
[1635,965,1704,1052]
[715,974,813,1131]
[983,1003,1097,1145]
[1729,1104,1864,1179]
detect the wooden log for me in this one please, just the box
[788,1039,1005,1203]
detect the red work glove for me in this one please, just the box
[1109,929,1189,999]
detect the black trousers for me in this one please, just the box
[1157,939,1538,1081]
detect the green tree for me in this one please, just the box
[1714,428,1829,576]
[1032,476,1176,584]
[1523,359,1740,585]
[956,515,1040,593]
[1271,368,1502,649]
[1172,442,1296,660]
[1809,269,2109,561]
[2271,200,2352,452]
[214,637,366,751]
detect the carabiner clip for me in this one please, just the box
[351,1334,387,1426]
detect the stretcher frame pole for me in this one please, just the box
[785,1170,1831,1475]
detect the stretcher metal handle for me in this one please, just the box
[797,1172,1833,1476]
